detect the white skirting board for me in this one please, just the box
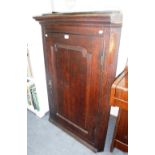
[27,105,48,118]
[27,77,49,118]
[110,107,119,117]
[27,106,118,118]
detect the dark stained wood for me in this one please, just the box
[34,12,122,152]
[110,66,128,152]
[110,66,128,110]
[34,11,122,26]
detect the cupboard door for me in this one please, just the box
[45,33,103,143]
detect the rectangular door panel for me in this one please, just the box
[54,44,90,129]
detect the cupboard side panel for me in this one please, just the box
[95,27,122,151]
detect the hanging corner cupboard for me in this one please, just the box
[34,11,122,152]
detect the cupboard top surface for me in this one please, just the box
[33,11,122,25]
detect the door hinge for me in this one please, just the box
[48,79,52,88]
[100,52,104,66]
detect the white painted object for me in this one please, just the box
[26,0,52,117]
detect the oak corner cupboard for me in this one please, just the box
[33,11,122,152]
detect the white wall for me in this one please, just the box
[26,0,52,117]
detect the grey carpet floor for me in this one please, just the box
[27,110,128,155]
